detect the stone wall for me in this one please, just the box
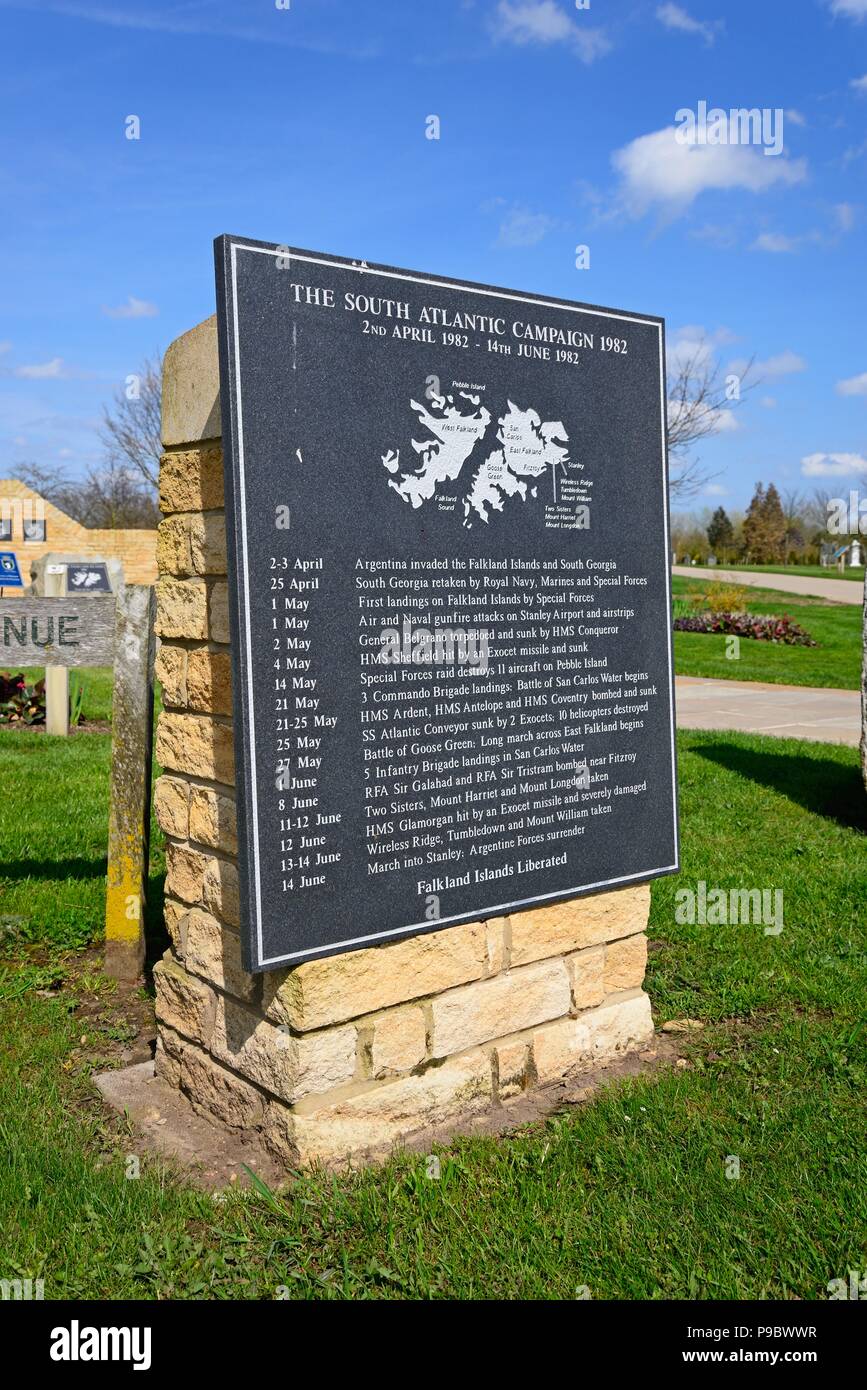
[152,317,655,1167]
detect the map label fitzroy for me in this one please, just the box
[215,237,678,971]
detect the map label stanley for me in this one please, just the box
[215,236,679,971]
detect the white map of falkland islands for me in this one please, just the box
[381,389,569,528]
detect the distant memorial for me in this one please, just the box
[214,238,679,971]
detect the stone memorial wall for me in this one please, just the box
[152,312,659,1166]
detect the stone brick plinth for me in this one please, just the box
[153,318,656,1167]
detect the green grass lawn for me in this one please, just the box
[704,564,865,584]
[0,725,865,1299]
[672,577,862,690]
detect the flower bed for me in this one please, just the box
[0,672,46,725]
[673,612,817,646]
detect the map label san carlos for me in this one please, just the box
[214,236,679,971]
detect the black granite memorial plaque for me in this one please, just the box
[215,235,679,971]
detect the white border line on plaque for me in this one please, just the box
[227,240,679,969]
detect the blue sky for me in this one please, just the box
[0,0,865,511]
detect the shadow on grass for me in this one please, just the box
[692,742,867,832]
[0,856,108,882]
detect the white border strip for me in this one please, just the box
[226,242,679,969]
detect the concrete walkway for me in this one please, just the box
[675,675,861,746]
[673,566,862,606]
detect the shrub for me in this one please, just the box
[700,582,749,614]
[672,612,817,646]
[0,672,46,725]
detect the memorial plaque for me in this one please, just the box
[65,561,113,594]
[215,235,679,971]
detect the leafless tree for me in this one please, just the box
[780,487,807,557]
[803,486,836,537]
[98,353,162,492]
[13,458,158,529]
[666,340,756,499]
[80,457,160,528]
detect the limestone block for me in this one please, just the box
[496,1039,530,1100]
[510,885,650,967]
[153,955,216,1044]
[532,991,653,1084]
[604,933,648,994]
[430,959,570,1058]
[154,644,186,707]
[155,577,208,640]
[156,515,191,577]
[211,994,357,1103]
[209,582,230,643]
[153,775,189,841]
[159,446,224,513]
[271,1050,493,1165]
[163,897,187,954]
[161,317,221,450]
[485,917,507,975]
[263,921,490,1031]
[180,1045,265,1129]
[184,908,256,1002]
[186,649,233,715]
[189,513,227,575]
[202,856,240,927]
[154,1029,182,1088]
[370,1008,427,1077]
[189,785,238,854]
[164,842,209,905]
[566,944,605,1011]
[156,712,235,785]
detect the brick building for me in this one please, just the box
[0,478,157,589]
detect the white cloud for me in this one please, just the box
[757,350,807,377]
[102,295,158,320]
[836,371,867,396]
[851,73,867,92]
[656,3,721,45]
[760,396,777,408]
[727,349,806,385]
[496,206,555,247]
[667,396,739,436]
[14,357,66,379]
[752,231,800,252]
[0,341,10,355]
[707,407,740,433]
[785,108,807,126]
[12,435,27,446]
[689,221,737,248]
[834,201,856,231]
[610,126,805,220]
[801,451,867,477]
[703,482,729,496]
[666,324,736,372]
[752,204,853,251]
[830,0,867,19]
[492,1,611,62]
[842,137,867,166]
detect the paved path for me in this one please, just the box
[672,566,862,606]
[675,676,861,746]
